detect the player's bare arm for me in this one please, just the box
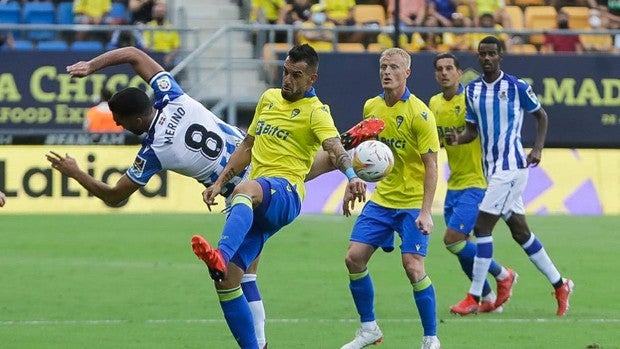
[67,47,163,83]
[322,137,367,216]
[416,151,438,235]
[445,121,478,145]
[46,151,140,206]
[204,135,254,208]
[527,108,548,167]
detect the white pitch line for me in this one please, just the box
[1,318,619,326]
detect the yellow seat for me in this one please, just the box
[366,42,383,52]
[561,6,590,29]
[336,43,366,52]
[513,0,545,6]
[580,33,614,52]
[524,6,557,45]
[512,43,538,54]
[353,4,386,26]
[505,5,524,29]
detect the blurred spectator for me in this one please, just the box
[581,8,614,52]
[427,0,459,27]
[470,13,512,52]
[323,0,356,26]
[443,12,473,51]
[296,4,336,51]
[387,0,427,27]
[128,0,155,24]
[73,0,112,41]
[84,87,124,133]
[468,0,511,29]
[543,10,584,53]
[143,0,180,71]
[0,31,15,51]
[588,0,620,29]
[250,0,286,24]
[409,15,443,51]
[280,0,314,25]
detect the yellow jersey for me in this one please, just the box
[248,88,340,201]
[364,88,440,209]
[429,85,486,190]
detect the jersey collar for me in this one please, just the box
[379,87,411,101]
[304,87,317,98]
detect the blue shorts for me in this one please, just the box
[230,177,301,271]
[350,201,429,256]
[443,188,485,235]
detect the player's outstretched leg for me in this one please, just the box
[340,117,385,150]
[191,234,227,282]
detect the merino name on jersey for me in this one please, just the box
[161,107,186,144]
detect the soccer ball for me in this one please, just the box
[352,140,394,182]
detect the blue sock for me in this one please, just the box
[412,275,437,337]
[218,286,258,349]
[218,194,253,262]
[348,269,376,322]
[447,240,493,297]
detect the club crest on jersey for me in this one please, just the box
[156,77,172,91]
[130,155,147,177]
[396,115,404,128]
[455,106,461,115]
[268,102,274,110]
[499,90,508,100]
[421,112,428,121]
[291,108,300,118]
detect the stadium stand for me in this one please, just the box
[336,42,366,52]
[524,6,558,46]
[71,40,105,52]
[561,6,590,29]
[107,2,129,24]
[505,5,524,29]
[37,40,69,51]
[10,39,35,51]
[353,4,386,26]
[56,2,75,25]
[23,1,57,41]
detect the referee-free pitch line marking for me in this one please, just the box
[1,318,620,326]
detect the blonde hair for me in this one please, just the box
[380,47,411,69]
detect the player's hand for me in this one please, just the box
[444,127,459,146]
[66,61,94,78]
[415,210,434,235]
[527,148,542,167]
[342,178,366,217]
[202,185,221,212]
[46,151,79,177]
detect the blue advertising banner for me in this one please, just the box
[0,51,156,131]
[312,52,620,148]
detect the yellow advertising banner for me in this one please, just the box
[0,146,218,213]
[0,146,618,215]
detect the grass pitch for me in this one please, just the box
[1,213,618,349]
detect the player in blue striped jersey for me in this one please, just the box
[446,36,574,317]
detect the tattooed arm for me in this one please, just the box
[203,134,254,209]
[322,137,367,216]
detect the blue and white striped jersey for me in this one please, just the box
[464,71,541,176]
[126,71,248,198]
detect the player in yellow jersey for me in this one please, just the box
[340,48,441,349]
[430,52,516,314]
[190,44,366,349]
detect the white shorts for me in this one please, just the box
[479,168,528,219]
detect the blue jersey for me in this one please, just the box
[126,71,248,198]
[464,71,541,176]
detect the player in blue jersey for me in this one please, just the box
[340,48,441,349]
[430,52,516,313]
[446,36,574,316]
[191,44,366,349]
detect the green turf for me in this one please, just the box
[1,213,618,349]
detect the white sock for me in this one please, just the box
[361,320,378,331]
